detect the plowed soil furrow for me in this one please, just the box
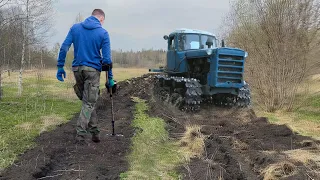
[0,81,136,180]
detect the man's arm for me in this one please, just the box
[57,27,73,67]
[101,30,113,79]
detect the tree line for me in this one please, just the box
[53,46,167,69]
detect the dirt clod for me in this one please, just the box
[301,140,314,147]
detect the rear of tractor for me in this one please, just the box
[150,29,251,112]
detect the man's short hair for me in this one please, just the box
[92,9,105,18]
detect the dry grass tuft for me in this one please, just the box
[285,149,320,161]
[284,149,320,174]
[235,108,257,123]
[15,122,33,131]
[260,149,320,179]
[301,74,320,94]
[310,74,320,81]
[287,150,314,164]
[40,115,65,133]
[179,125,206,160]
[232,137,249,150]
[212,107,256,124]
[262,161,297,180]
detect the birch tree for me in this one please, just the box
[0,0,11,100]
[14,0,54,96]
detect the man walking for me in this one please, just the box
[56,9,115,144]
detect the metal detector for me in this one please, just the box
[105,69,123,137]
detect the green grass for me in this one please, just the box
[293,92,320,124]
[310,95,320,108]
[0,78,81,170]
[121,97,185,180]
[295,110,320,123]
[266,114,280,123]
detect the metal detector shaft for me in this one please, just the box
[110,88,115,136]
[106,70,115,136]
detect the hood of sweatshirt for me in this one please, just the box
[81,16,101,30]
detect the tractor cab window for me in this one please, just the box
[178,34,200,51]
[168,36,175,50]
[201,35,216,49]
[177,34,217,51]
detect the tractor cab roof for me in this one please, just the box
[169,28,216,37]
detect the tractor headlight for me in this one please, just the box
[206,49,213,56]
[244,52,248,58]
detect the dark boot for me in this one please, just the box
[92,133,100,143]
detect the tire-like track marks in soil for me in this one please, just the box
[0,80,138,180]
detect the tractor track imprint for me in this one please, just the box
[1,74,320,180]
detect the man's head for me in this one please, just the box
[92,9,105,25]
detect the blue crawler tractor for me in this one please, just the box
[150,29,251,111]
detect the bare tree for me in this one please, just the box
[13,0,55,96]
[75,12,83,23]
[0,0,12,100]
[0,0,55,99]
[0,0,11,9]
[223,0,320,112]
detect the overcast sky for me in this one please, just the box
[50,0,231,51]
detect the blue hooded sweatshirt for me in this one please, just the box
[57,16,113,78]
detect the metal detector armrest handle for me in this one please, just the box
[105,69,114,99]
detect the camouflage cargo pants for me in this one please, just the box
[73,66,101,136]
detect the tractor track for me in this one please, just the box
[1,74,319,180]
[153,74,251,113]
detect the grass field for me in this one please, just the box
[0,68,147,170]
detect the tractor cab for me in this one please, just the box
[162,29,224,78]
[164,29,224,52]
[162,28,248,91]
